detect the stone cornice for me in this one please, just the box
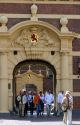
[59,32,79,40]
[0,14,80,19]
[0,0,80,5]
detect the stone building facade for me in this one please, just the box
[0,0,80,112]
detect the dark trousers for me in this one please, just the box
[40,102,44,113]
[24,102,28,116]
[36,104,41,116]
[29,102,34,115]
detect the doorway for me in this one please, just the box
[26,84,37,92]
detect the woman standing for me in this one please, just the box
[62,91,73,125]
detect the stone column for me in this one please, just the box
[61,52,70,91]
[60,16,75,92]
[0,52,8,112]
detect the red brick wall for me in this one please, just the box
[68,19,80,33]
[73,79,80,92]
[0,3,80,15]
[73,96,80,109]
[73,56,79,75]
[0,3,31,14]
[72,38,80,51]
[8,18,27,29]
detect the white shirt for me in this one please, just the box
[28,95,33,103]
[57,92,64,104]
[45,93,54,105]
[40,95,45,103]
[17,95,21,102]
[22,95,27,104]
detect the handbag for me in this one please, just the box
[62,106,67,112]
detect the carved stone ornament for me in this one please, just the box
[30,4,38,21]
[31,4,38,17]
[0,15,8,32]
[60,16,69,33]
[14,27,56,48]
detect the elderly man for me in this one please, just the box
[62,91,73,125]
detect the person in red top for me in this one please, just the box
[33,92,41,117]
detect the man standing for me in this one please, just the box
[28,91,34,116]
[45,90,54,116]
[57,91,64,116]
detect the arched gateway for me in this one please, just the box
[13,59,56,107]
[0,18,77,112]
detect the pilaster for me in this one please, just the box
[0,52,8,112]
[60,36,73,92]
[60,52,70,91]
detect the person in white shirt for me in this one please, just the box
[57,91,64,116]
[22,91,27,116]
[45,90,54,116]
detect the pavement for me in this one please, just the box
[0,109,80,125]
[0,119,79,125]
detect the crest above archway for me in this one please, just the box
[10,21,61,50]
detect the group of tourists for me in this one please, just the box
[15,89,73,125]
[15,89,54,117]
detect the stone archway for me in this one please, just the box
[13,59,56,107]
[6,20,62,111]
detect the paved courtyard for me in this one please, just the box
[0,112,80,125]
[0,119,80,125]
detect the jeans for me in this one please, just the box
[46,104,51,116]
[36,104,41,116]
[67,109,72,125]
